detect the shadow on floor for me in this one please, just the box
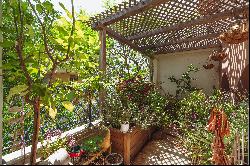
[132,130,191,165]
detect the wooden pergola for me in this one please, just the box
[87,0,249,104]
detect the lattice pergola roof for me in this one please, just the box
[88,0,249,55]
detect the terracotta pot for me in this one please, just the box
[105,153,123,165]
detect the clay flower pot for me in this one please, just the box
[105,153,123,165]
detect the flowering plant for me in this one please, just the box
[166,88,249,165]
[104,74,167,129]
[116,75,154,109]
[40,129,66,160]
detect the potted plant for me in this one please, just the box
[119,110,131,133]
[103,74,167,164]
[105,153,123,165]
[67,145,85,158]
[66,135,85,164]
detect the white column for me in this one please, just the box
[99,29,106,110]
[152,58,159,86]
[149,57,153,82]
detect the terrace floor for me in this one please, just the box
[132,130,191,165]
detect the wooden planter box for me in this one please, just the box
[73,126,111,165]
[110,126,156,165]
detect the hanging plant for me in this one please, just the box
[219,19,248,44]
[207,108,230,165]
[203,63,214,69]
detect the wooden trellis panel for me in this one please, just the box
[88,0,249,55]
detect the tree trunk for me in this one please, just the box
[30,97,41,165]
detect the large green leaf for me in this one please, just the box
[36,4,43,14]
[65,92,75,101]
[7,84,29,102]
[62,101,74,112]
[32,83,47,97]
[59,2,72,19]
[42,1,53,12]
[25,24,35,37]
[0,40,14,48]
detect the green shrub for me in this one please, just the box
[104,74,167,129]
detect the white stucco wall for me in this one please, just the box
[153,48,220,96]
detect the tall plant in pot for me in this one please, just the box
[104,74,167,130]
[103,93,122,129]
[119,107,132,133]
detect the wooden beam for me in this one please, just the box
[155,43,221,55]
[99,30,106,73]
[143,32,221,50]
[104,27,144,53]
[127,5,249,41]
[99,29,106,110]
[93,0,169,29]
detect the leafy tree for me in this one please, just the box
[0,0,104,164]
[1,0,149,163]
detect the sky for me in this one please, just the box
[50,0,123,15]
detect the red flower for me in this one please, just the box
[68,149,85,158]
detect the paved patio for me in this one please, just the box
[132,130,191,165]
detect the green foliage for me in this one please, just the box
[168,64,199,98]
[39,137,67,160]
[1,0,107,155]
[104,74,167,129]
[2,0,150,157]
[164,88,249,165]
[7,84,29,102]
[81,135,103,153]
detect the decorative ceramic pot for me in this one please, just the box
[120,123,129,133]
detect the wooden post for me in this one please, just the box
[99,29,106,111]
[241,129,244,165]
[237,133,240,165]
[123,133,131,165]
[0,0,3,164]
